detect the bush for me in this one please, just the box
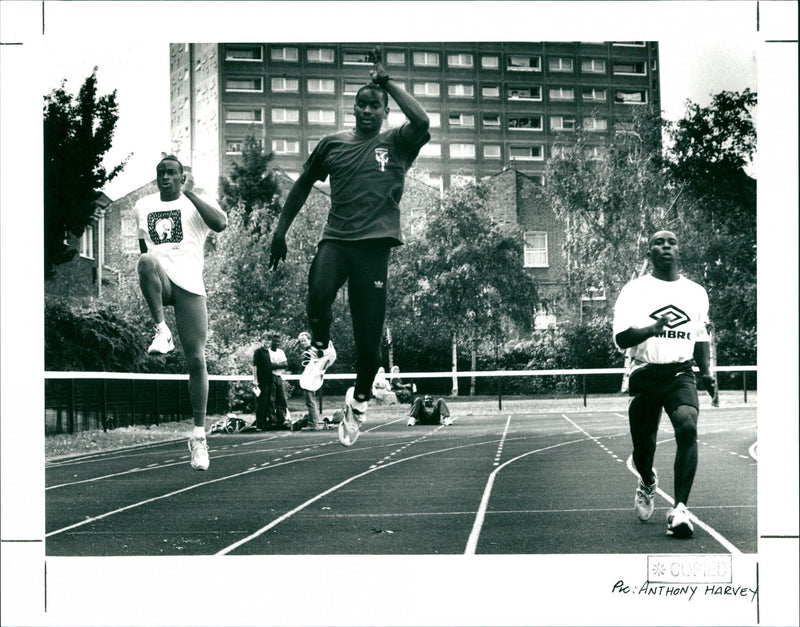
[45,300,161,372]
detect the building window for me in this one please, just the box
[271,77,299,92]
[613,61,646,75]
[413,51,440,67]
[386,51,406,65]
[419,142,442,157]
[271,46,298,62]
[581,59,606,73]
[271,108,300,123]
[582,87,607,102]
[413,82,440,97]
[614,89,648,104]
[449,113,475,128]
[307,47,334,63]
[225,77,263,92]
[509,145,544,161]
[307,78,335,93]
[80,225,94,259]
[448,83,474,98]
[612,41,646,47]
[343,81,362,95]
[227,108,263,123]
[344,112,356,127]
[122,215,139,254]
[482,114,501,127]
[550,116,577,131]
[387,111,407,126]
[483,144,501,159]
[583,117,608,131]
[549,87,575,101]
[307,109,335,124]
[226,45,263,61]
[427,112,441,128]
[272,139,300,154]
[225,139,244,154]
[343,50,372,64]
[524,231,548,267]
[447,53,474,68]
[548,57,574,72]
[449,143,476,159]
[508,115,543,130]
[481,55,500,69]
[482,85,500,98]
[507,55,541,71]
[308,139,320,153]
[507,86,542,101]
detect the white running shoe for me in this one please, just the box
[442,416,453,426]
[338,387,367,446]
[635,468,658,521]
[407,416,417,426]
[188,436,210,471]
[299,342,336,391]
[666,502,694,538]
[148,325,174,355]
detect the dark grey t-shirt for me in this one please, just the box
[303,125,430,246]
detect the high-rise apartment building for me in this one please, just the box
[169,42,660,195]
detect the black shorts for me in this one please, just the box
[628,361,699,414]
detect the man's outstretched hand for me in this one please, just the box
[269,233,287,271]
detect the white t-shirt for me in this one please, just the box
[613,274,710,368]
[268,348,288,376]
[134,193,219,296]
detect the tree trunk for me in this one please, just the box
[470,333,476,396]
[385,324,394,371]
[451,332,459,396]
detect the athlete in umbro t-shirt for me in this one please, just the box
[613,230,716,538]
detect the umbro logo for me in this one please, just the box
[650,305,690,328]
[374,280,384,289]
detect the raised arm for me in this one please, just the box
[183,172,228,232]
[268,171,315,270]
[369,48,429,143]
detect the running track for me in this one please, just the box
[45,403,757,556]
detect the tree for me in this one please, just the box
[205,139,328,361]
[43,68,127,278]
[542,105,674,306]
[218,133,282,235]
[409,182,539,394]
[666,90,757,346]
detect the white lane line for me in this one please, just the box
[566,413,745,554]
[748,442,758,461]
[493,415,512,466]
[218,436,558,556]
[562,414,624,463]
[624,455,742,554]
[464,437,590,555]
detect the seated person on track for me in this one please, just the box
[407,394,452,426]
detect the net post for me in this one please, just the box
[743,370,748,403]
[497,378,502,411]
[582,375,587,407]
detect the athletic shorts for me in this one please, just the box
[628,361,699,413]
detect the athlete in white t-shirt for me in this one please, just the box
[613,230,716,538]
[134,156,227,470]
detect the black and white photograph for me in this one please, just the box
[0,1,797,626]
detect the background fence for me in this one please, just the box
[44,366,757,435]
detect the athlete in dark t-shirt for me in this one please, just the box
[269,47,430,446]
